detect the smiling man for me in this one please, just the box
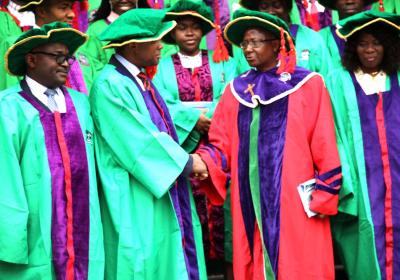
[90,8,208,280]
[0,22,104,279]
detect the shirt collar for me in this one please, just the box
[115,54,141,77]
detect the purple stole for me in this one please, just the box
[18,80,90,279]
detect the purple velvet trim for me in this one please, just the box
[352,73,400,279]
[289,24,299,39]
[109,56,200,280]
[233,67,311,104]
[172,51,213,102]
[18,81,89,279]
[68,60,88,94]
[330,25,345,57]
[205,0,231,53]
[78,4,88,32]
[237,106,256,256]
[258,98,288,276]
[317,166,342,181]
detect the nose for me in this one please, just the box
[67,8,75,21]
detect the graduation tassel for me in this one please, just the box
[212,0,229,63]
[145,65,158,80]
[276,28,288,74]
[286,34,296,74]
[379,0,384,11]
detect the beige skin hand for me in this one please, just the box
[191,154,209,180]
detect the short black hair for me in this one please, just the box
[341,23,400,74]
[91,0,149,22]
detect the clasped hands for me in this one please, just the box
[191,154,208,180]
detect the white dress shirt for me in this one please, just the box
[177,51,202,69]
[115,54,146,91]
[25,76,67,113]
[354,69,387,95]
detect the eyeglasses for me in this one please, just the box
[30,51,76,65]
[239,39,277,49]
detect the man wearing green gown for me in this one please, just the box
[90,8,209,280]
[0,22,104,279]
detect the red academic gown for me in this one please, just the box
[197,68,342,280]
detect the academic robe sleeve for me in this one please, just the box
[196,85,236,206]
[303,75,342,215]
[0,102,29,264]
[90,76,190,199]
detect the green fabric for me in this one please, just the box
[225,8,291,48]
[0,33,22,91]
[336,10,400,39]
[0,10,21,38]
[163,0,215,44]
[88,0,101,12]
[371,0,400,14]
[223,187,233,262]
[6,22,87,76]
[248,107,275,280]
[0,85,104,278]
[99,8,175,46]
[319,26,343,71]
[153,50,238,152]
[233,24,332,77]
[90,64,206,279]
[325,68,396,280]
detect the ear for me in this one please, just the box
[272,40,280,53]
[25,53,37,70]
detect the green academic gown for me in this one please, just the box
[0,83,104,279]
[233,24,332,77]
[90,58,207,280]
[319,25,344,70]
[153,50,237,152]
[325,68,400,280]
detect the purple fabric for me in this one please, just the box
[205,0,232,54]
[257,97,288,276]
[237,105,256,256]
[330,25,345,57]
[109,56,200,280]
[289,24,299,39]
[352,73,400,280]
[19,81,89,279]
[172,51,213,102]
[67,60,88,94]
[232,67,311,104]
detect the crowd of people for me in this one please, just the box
[0,0,399,279]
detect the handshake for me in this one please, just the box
[191,154,209,180]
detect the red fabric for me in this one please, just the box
[54,112,75,280]
[310,190,339,215]
[376,93,394,280]
[192,68,202,101]
[197,75,340,279]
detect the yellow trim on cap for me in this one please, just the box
[166,11,215,28]
[336,17,400,39]
[103,21,177,49]
[223,16,292,46]
[18,0,44,11]
[5,27,88,76]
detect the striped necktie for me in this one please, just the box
[44,88,59,112]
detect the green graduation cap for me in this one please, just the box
[336,10,400,39]
[5,21,87,76]
[240,0,293,12]
[162,0,215,44]
[318,0,377,10]
[19,0,84,12]
[99,8,177,49]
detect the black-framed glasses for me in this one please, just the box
[239,39,278,49]
[30,51,76,65]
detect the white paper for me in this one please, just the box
[297,178,318,218]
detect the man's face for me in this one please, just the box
[241,28,280,72]
[171,16,203,56]
[26,42,72,88]
[335,0,364,19]
[258,0,290,23]
[110,0,137,15]
[356,32,384,74]
[36,0,75,25]
[133,40,163,67]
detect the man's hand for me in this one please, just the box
[195,114,211,134]
[191,154,208,180]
